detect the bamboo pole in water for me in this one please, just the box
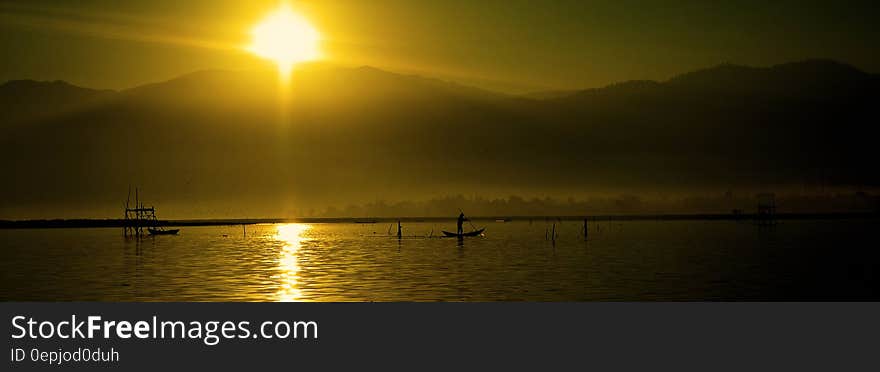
[583,218,588,240]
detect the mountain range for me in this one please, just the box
[1,59,876,218]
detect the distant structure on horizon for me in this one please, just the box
[123,187,177,237]
[755,193,777,225]
[123,187,155,237]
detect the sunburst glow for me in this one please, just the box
[247,4,320,78]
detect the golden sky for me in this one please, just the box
[1,0,878,93]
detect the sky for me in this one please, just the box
[1,0,878,93]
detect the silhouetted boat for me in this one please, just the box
[148,228,179,235]
[442,228,485,237]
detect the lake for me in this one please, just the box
[1,219,878,301]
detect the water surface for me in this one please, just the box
[1,219,877,301]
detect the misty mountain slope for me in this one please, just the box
[1,61,877,218]
[121,64,510,108]
[541,59,876,184]
[0,80,115,127]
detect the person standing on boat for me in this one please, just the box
[457,212,469,235]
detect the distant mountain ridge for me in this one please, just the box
[2,59,873,112]
[1,60,876,219]
[0,79,114,125]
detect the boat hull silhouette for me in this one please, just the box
[442,228,485,237]
[148,228,179,235]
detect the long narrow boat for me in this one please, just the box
[148,228,180,235]
[441,228,485,237]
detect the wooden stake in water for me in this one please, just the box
[583,218,588,241]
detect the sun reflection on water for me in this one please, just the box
[275,223,310,302]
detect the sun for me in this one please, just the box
[247,4,321,78]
